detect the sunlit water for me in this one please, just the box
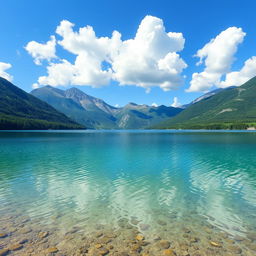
[0,130,256,255]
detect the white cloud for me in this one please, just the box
[26,16,187,90]
[151,102,158,107]
[171,96,181,108]
[220,56,256,87]
[25,36,57,65]
[112,16,187,91]
[187,27,245,92]
[0,62,13,81]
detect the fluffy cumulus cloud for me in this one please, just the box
[220,56,256,87]
[25,36,57,65]
[171,96,181,107]
[187,27,246,92]
[0,62,13,81]
[26,16,187,90]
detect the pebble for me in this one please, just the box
[0,233,7,238]
[98,247,109,255]
[159,240,171,249]
[157,220,167,226]
[210,241,221,247]
[163,249,176,256]
[39,231,49,239]
[46,247,59,253]
[9,243,23,251]
[0,249,9,256]
[136,234,145,241]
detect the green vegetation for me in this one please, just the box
[0,77,84,130]
[155,76,256,130]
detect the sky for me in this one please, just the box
[1,0,256,107]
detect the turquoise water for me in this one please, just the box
[0,130,256,255]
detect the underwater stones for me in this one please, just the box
[0,249,9,256]
[96,232,104,238]
[210,241,221,247]
[19,238,28,244]
[157,220,167,226]
[130,243,142,253]
[140,224,150,231]
[45,247,58,253]
[131,218,139,225]
[0,233,7,238]
[136,234,145,241]
[247,232,256,241]
[38,231,49,239]
[9,243,23,251]
[118,252,129,256]
[159,240,171,249]
[163,249,176,256]
[98,247,109,255]
[226,245,242,254]
[20,227,32,234]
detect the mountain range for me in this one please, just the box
[156,76,256,129]
[1,75,256,130]
[31,86,183,129]
[0,77,84,130]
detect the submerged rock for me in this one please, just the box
[163,249,176,256]
[45,247,58,253]
[159,240,171,249]
[38,231,49,239]
[9,243,23,251]
[136,234,145,241]
[210,241,221,247]
[0,249,9,256]
[0,233,7,238]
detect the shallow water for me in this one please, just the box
[0,130,256,255]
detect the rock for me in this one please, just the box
[140,224,150,231]
[46,247,58,253]
[163,249,176,256]
[157,220,167,226]
[130,244,142,253]
[20,227,32,234]
[136,234,144,241]
[19,238,28,244]
[95,243,103,249]
[247,232,256,241]
[0,249,9,256]
[0,233,7,238]
[98,247,109,255]
[118,252,129,256]
[38,231,49,239]
[9,244,23,251]
[210,241,221,247]
[96,232,103,238]
[159,240,171,249]
[227,245,242,254]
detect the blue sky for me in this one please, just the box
[1,0,256,107]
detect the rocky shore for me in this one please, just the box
[0,213,256,256]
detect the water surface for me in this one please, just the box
[0,130,256,255]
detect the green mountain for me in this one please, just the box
[0,77,84,130]
[156,77,256,129]
[31,86,183,129]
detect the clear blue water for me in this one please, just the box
[0,130,256,255]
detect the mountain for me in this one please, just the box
[0,77,84,130]
[155,76,256,129]
[115,103,182,129]
[181,88,224,109]
[31,86,118,129]
[31,86,183,129]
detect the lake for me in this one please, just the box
[0,130,256,255]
